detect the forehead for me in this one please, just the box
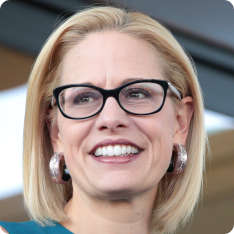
[61,32,163,87]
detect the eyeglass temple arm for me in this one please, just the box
[51,96,55,107]
[168,82,181,100]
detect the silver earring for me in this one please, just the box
[49,152,71,184]
[167,143,187,175]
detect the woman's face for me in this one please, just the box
[51,32,191,199]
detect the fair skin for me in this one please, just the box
[0,33,193,234]
[0,227,7,233]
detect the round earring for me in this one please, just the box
[167,143,187,175]
[49,152,71,184]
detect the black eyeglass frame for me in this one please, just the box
[52,79,181,120]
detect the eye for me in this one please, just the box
[73,93,95,105]
[125,88,151,99]
[79,96,93,103]
[128,91,146,98]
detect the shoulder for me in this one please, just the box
[0,220,73,234]
[0,220,45,234]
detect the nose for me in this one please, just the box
[95,97,130,132]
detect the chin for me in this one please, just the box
[91,177,150,200]
[95,187,138,201]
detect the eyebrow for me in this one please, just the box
[78,81,94,85]
[119,78,145,86]
[78,78,145,87]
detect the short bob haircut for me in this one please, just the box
[23,6,207,234]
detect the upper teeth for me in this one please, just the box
[94,145,140,157]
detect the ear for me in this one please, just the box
[49,123,64,152]
[173,96,194,145]
[46,110,64,152]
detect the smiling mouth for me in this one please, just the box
[93,144,141,157]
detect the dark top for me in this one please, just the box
[0,220,73,234]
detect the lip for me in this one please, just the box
[89,138,144,155]
[91,152,142,164]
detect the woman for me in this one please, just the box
[0,6,207,234]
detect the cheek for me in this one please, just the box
[57,117,95,186]
[132,105,175,175]
[151,117,174,164]
[57,115,94,158]
[133,106,175,150]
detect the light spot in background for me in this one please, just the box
[205,109,234,134]
[0,85,234,200]
[0,84,27,200]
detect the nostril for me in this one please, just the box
[100,126,108,130]
[99,124,124,131]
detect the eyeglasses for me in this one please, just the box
[51,79,181,120]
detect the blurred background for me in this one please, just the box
[0,0,234,233]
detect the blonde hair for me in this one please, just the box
[23,6,207,234]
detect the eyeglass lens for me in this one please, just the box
[58,82,165,118]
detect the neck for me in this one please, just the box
[60,186,157,234]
